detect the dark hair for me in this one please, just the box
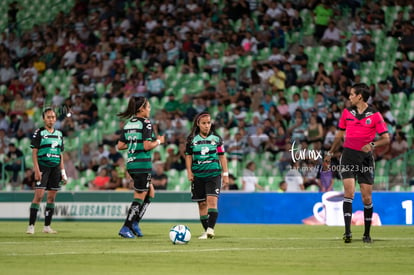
[351,83,370,102]
[246,161,255,169]
[42,107,55,118]
[117,96,147,119]
[186,111,218,143]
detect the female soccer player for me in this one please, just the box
[324,83,390,243]
[185,111,229,239]
[26,107,67,234]
[117,96,164,238]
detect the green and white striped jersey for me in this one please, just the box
[31,127,64,167]
[186,133,225,178]
[119,116,154,174]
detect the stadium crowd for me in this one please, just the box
[0,0,413,192]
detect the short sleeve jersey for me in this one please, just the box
[31,127,64,167]
[338,106,388,151]
[185,133,225,178]
[119,117,154,174]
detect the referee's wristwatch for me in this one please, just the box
[370,142,376,149]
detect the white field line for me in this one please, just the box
[1,236,414,245]
[3,243,414,257]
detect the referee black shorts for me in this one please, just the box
[340,147,375,184]
[191,175,221,202]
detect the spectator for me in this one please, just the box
[298,88,314,118]
[164,93,180,116]
[284,161,304,192]
[108,145,123,165]
[102,120,124,147]
[227,132,248,162]
[359,33,376,62]
[317,161,334,192]
[8,113,20,138]
[268,65,286,93]
[152,161,168,190]
[283,62,297,87]
[0,59,17,85]
[383,132,409,160]
[105,169,122,190]
[4,143,24,184]
[21,168,35,190]
[78,143,95,172]
[79,75,96,98]
[277,180,287,192]
[165,143,186,171]
[345,35,363,61]
[223,173,239,190]
[374,81,391,107]
[302,161,321,190]
[313,1,334,41]
[147,69,166,100]
[247,127,269,153]
[387,67,404,94]
[320,21,342,47]
[51,87,65,108]
[306,115,324,144]
[63,152,79,180]
[78,96,98,127]
[348,15,367,41]
[241,161,264,192]
[89,167,110,190]
[295,65,313,87]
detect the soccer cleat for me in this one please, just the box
[131,221,143,237]
[343,233,352,243]
[26,225,35,234]
[362,235,372,243]
[206,227,215,239]
[42,226,57,234]
[118,226,135,238]
[198,232,208,239]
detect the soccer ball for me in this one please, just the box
[169,224,191,244]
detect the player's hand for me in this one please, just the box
[157,135,165,144]
[187,171,194,182]
[61,169,68,185]
[222,175,229,186]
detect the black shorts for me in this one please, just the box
[191,175,221,202]
[340,147,375,184]
[36,165,62,191]
[130,173,152,192]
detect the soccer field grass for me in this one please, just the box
[1,222,413,275]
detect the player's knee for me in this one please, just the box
[362,196,372,205]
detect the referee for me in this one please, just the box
[324,83,390,243]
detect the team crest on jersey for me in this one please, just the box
[211,140,216,146]
[201,146,209,155]
[146,124,152,129]
[366,118,371,125]
[51,141,59,148]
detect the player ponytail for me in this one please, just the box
[117,96,147,119]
